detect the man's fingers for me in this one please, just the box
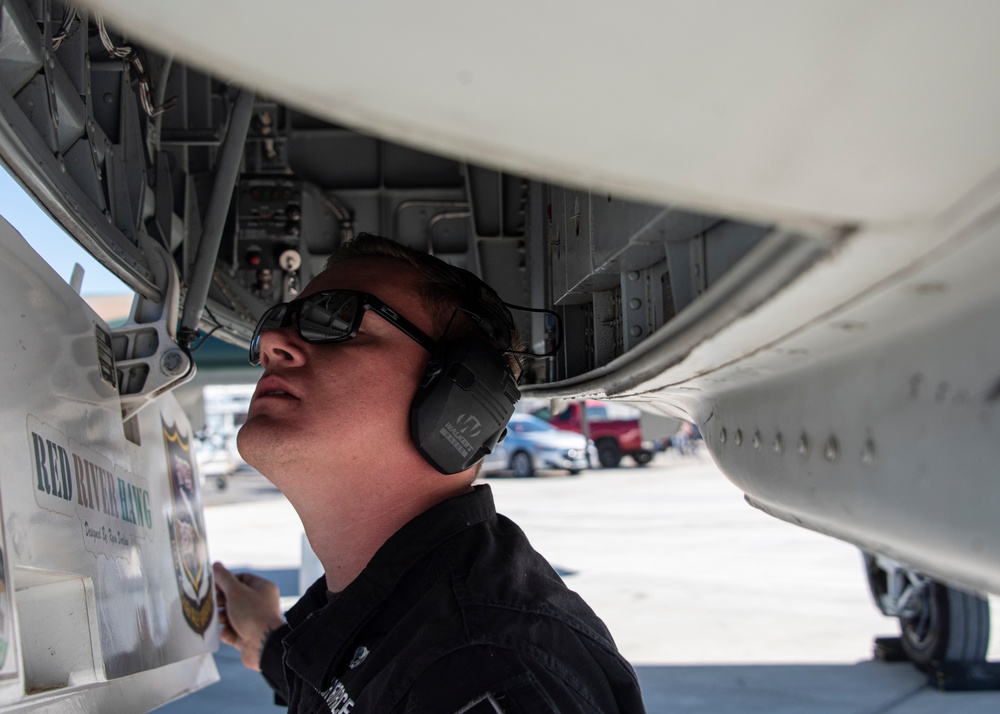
[218,625,237,647]
[235,572,274,592]
[213,561,238,592]
[234,572,259,589]
[212,560,285,671]
[215,563,278,600]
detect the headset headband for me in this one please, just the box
[452,267,516,352]
[452,267,562,359]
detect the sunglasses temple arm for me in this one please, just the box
[505,304,563,358]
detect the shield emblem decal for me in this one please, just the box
[163,418,213,635]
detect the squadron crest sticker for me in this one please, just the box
[163,418,214,635]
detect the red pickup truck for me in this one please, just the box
[534,401,654,468]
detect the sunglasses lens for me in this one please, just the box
[298,292,360,341]
[248,291,368,365]
[249,303,288,364]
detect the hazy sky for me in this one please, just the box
[0,166,131,296]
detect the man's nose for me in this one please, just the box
[258,325,308,367]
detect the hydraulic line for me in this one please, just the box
[179,88,255,347]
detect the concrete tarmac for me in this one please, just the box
[157,450,1000,712]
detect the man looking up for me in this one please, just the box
[213,234,646,713]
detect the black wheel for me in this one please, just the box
[632,450,653,466]
[899,583,990,667]
[596,440,622,468]
[510,451,534,478]
[863,553,990,669]
[568,468,582,476]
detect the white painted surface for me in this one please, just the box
[0,219,218,710]
[79,1,1000,226]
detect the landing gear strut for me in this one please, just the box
[864,552,999,690]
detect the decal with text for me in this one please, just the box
[27,416,153,561]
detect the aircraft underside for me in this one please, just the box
[0,0,999,705]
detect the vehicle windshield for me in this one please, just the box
[585,406,609,420]
[510,417,556,433]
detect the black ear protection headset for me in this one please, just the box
[409,269,523,474]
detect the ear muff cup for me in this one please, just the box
[410,340,520,474]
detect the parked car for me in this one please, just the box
[533,400,654,468]
[481,414,594,478]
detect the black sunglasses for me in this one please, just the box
[249,290,437,365]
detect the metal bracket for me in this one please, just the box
[112,239,195,420]
[621,267,664,352]
[871,555,930,619]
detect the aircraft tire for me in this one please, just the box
[864,553,990,669]
[898,582,990,668]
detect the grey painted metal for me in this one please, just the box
[871,555,931,619]
[526,226,840,397]
[0,0,44,94]
[0,1,159,297]
[179,88,255,342]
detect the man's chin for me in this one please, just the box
[236,417,289,474]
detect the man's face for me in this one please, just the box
[237,257,438,482]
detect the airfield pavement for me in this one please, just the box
[157,448,1000,713]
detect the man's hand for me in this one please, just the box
[213,562,287,670]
